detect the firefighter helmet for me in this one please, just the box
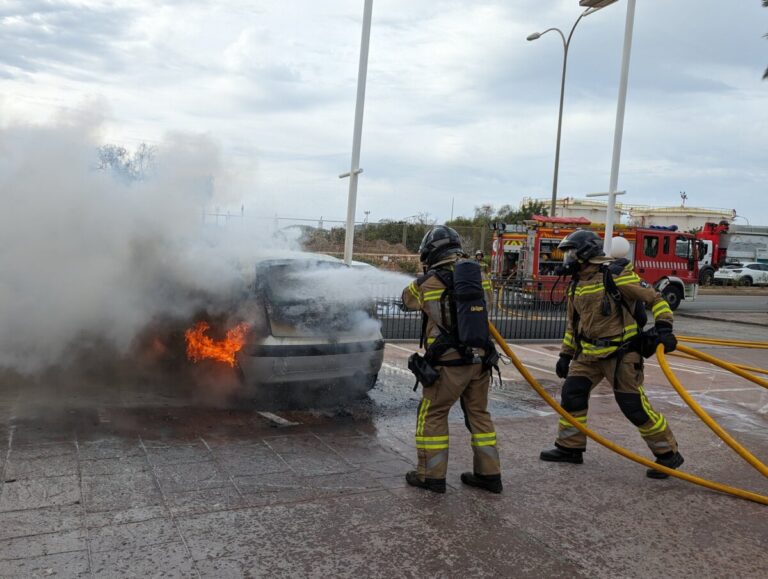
[557,229,604,272]
[419,225,463,267]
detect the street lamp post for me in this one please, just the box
[528,0,618,219]
[603,0,636,255]
[340,0,374,265]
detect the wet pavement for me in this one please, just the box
[0,316,767,577]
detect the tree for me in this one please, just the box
[493,200,548,225]
[97,143,156,183]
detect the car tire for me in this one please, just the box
[699,269,714,286]
[662,285,683,311]
[740,277,753,287]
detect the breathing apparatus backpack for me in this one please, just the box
[409,258,500,390]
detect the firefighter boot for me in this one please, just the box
[539,446,584,464]
[460,472,503,494]
[405,471,446,494]
[646,451,684,479]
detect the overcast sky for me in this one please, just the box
[1,0,766,225]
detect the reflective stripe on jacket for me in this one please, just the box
[560,259,673,360]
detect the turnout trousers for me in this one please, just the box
[415,363,501,480]
[555,351,678,456]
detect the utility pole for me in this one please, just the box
[603,0,636,255]
[340,0,374,265]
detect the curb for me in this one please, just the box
[676,312,768,327]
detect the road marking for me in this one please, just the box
[678,387,763,395]
[513,344,560,359]
[387,343,418,354]
[382,362,415,377]
[506,363,557,376]
[257,412,300,428]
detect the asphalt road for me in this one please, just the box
[679,294,768,312]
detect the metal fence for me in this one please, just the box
[375,279,567,341]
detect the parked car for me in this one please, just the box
[713,262,768,286]
[237,253,384,404]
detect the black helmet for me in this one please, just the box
[419,225,463,267]
[557,230,604,274]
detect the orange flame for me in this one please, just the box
[185,321,249,367]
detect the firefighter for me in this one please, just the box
[540,230,684,478]
[475,250,490,275]
[401,225,502,493]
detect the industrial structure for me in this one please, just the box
[521,196,736,232]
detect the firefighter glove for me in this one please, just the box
[655,322,677,353]
[556,354,572,379]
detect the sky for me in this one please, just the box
[1,0,766,226]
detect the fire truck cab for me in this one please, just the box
[490,216,698,310]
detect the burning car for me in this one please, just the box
[184,253,384,405]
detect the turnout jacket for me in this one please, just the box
[561,258,673,360]
[401,255,493,356]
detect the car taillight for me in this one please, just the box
[732,269,743,274]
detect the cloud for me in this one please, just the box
[0,0,765,228]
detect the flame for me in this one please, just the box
[185,321,249,367]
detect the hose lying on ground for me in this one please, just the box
[657,347,768,478]
[677,344,768,390]
[488,322,768,506]
[668,350,768,376]
[677,336,768,350]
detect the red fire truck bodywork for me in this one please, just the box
[695,221,730,285]
[490,216,698,310]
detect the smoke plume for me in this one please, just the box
[0,115,411,381]
[1,115,271,373]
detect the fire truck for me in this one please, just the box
[696,221,730,285]
[490,216,699,310]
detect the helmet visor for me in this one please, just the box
[563,248,579,266]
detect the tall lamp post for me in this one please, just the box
[527,0,618,218]
[340,0,374,265]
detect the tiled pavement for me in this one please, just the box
[0,329,767,577]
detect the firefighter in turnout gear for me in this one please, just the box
[401,225,502,494]
[540,230,684,478]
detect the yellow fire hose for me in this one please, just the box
[677,336,768,350]
[488,322,768,506]
[668,350,768,376]
[677,344,768,390]
[657,346,768,477]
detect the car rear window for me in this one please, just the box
[257,260,376,336]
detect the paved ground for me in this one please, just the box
[0,315,766,577]
[679,293,768,313]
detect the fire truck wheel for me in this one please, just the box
[699,269,714,286]
[662,285,683,311]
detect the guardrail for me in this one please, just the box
[375,279,568,341]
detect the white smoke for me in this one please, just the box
[0,115,292,372]
[0,115,414,375]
